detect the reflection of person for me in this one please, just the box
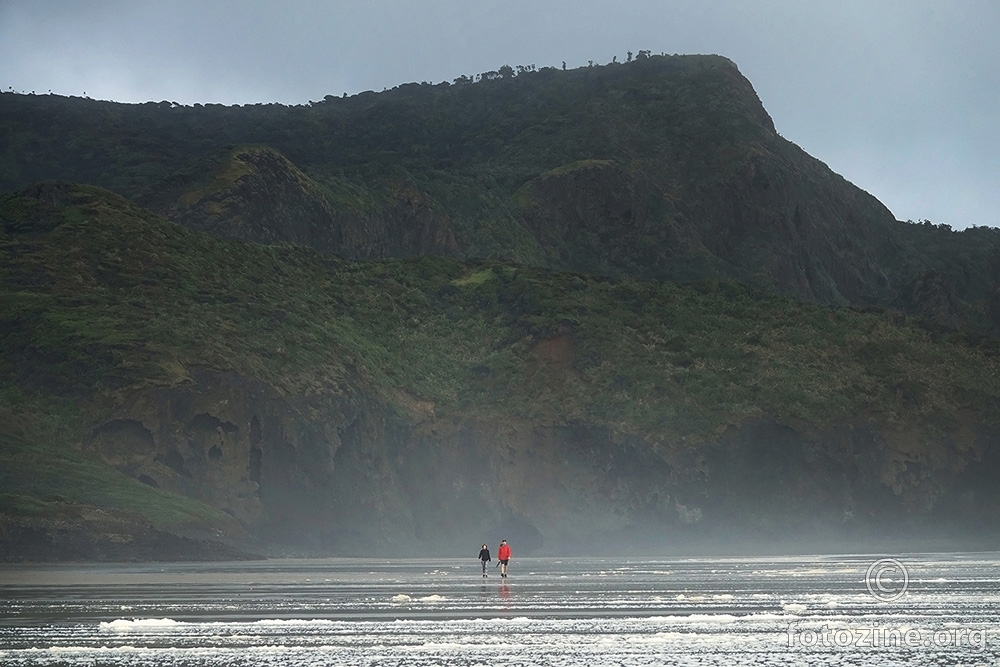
[497,539,511,578]
[478,543,491,578]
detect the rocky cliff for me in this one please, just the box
[2,184,999,559]
[31,364,1000,558]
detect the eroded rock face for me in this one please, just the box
[83,371,337,531]
[86,373,268,528]
[81,369,413,553]
[77,368,1000,557]
[516,150,903,305]
[517,160,689,280]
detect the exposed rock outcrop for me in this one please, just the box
[65,368,1000,557]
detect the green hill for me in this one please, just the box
[4,55,999,326]
[3,183,1000,558]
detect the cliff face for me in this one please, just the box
[79,369,412,554]
[514,130,903,305]
[63,365,1000,558]
[676,140,903,305]
[0,507,251,562]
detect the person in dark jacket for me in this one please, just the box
[478,543,491,577]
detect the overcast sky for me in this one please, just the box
[2,0,997,228]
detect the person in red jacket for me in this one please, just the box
[497,539,511,578]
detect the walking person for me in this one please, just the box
[478,543,491,578]
[497,539,511,578]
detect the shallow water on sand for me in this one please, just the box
[1,554,998,665]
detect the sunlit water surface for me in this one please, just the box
[1,554,998,666]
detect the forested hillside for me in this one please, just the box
[4,56,1000,559]
[3,183,1000,558]
[4,56,999,328]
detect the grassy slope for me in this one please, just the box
[3,185,1000,542]
[3,185,999,456]
[0,428,236,533]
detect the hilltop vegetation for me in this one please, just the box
[5,54,999,324]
